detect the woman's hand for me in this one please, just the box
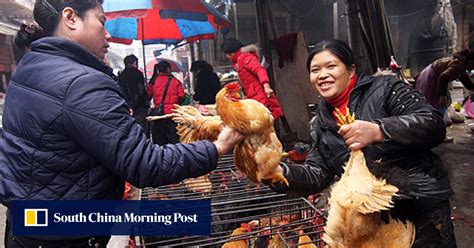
[338,120,384,150]
[263,83,274,98]
[213,126,244,157]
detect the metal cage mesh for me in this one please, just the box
[138,154,326,247]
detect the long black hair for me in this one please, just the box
[14,0,103,51]
[149,61,172,85]
[306,39,355,71]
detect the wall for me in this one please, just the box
[0,34,13,93]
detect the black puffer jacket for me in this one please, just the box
[277,74,453,205]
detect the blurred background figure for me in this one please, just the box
[221,38,283,121]
[415,49,474,115]
[118,55,149,136]
[190,60,221,104]
[147,61,185,145]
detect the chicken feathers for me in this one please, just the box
[322,108,415,248]
[216,82,288,186]
[172,105,224,143]
[171,105,223,195]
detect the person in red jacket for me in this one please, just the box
[222,38,283,120]
[147,61,185,145]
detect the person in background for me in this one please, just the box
[0,1,243,246]
[415,49,474,114]
[415,49,474,142]
[190,60,221,104]
[268,39,456,247]
[118,54,149,135]
[147,61,185,145]
[221,38,283,120]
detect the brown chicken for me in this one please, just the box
[296,227,317,248]
[216,82,288,186]
[222,220,259,248]
[172,105,224,142]
[172,105,223,194]
[322,108,415,248]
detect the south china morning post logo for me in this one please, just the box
[13,200,211,236]
[24,209,48,227]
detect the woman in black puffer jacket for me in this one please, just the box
[269,39,456,247]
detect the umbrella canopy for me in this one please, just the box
[102,0,151,19]
[104,0,230,45]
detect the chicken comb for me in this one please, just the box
[225,81,241,91]
[240,223,252,232]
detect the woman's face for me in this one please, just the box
[309,50,355,100]
[74,5,110,60]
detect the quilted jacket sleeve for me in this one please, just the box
[62,72,218,188]
[374,78,446,153]
[272,146,335,197]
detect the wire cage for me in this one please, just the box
[138,154,327,247]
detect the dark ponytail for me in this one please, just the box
[157,61,171,73]
[14,0,103,51]
[14,22,45,52]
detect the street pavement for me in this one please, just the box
[434,119,474,248]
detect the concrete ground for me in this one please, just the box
[434,119,474,248]
[0,121,473,247]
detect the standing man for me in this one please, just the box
[222,38,283,120]
[118,55,149,135]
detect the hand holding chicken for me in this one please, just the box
[322,108,415,248]
[216,82,288,186]
[171,82,287,186]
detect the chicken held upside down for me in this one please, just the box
[322,108,415,248]
[171,83,288,186]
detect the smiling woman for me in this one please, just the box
[268,39,457,247]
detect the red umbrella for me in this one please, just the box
[105,0,230,45]
[104,0,230,79]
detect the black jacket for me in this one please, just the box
[193,70,221,104]
[276,74,453,206]
[118,67,148,109]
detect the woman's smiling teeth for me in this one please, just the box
[319,82,333,89]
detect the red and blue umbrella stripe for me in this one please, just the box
[105,18,138,40]
[103,0,230,45]
[176,19,216,38]
[105,18,219,45]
